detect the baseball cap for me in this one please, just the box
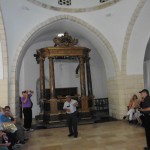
[139,89,149,95]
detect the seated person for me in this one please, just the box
[0,129,11,150]
[4,106,27,144]
[123,94,139,123]
[0,107,17,149]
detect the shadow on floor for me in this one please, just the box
[33,116,118,130]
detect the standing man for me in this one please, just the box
[21,90,34,131]
[139,89,150,150]
[63,95,78,138]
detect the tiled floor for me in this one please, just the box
[21,121,146,150]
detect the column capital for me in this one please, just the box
[39,56,45,62]
[48,57,55,60]
[79,56,84,59]
[85,56,90,61]
[79,56,86,63]
[34,53,45,64]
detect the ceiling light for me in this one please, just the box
[58,33,64,37]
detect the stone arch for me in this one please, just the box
[10,15,119,115]
[113,0,147,119]
[0,9,8,106]
[121,0,146,74]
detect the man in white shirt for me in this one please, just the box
[63,95,78,138]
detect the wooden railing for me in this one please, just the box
[94,98,109,112]
[39,97,109,122]
[57,97,109,113]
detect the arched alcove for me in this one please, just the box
[144,39,150,89]
[10,15,118,117]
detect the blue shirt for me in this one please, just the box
[0,113,11,123]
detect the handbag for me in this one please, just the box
[2,122,17,133]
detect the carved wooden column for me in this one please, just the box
[79,56,88,112]
[34,53,46,114]
[79,56,86,96]
[49,57,58,114]
[49,57,55,98]
[39,57,45,99]
[85,56,93,97]
[38,57,46,114]
[85,56,94,109]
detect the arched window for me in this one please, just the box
[58,0,71,6]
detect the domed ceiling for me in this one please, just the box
[27,0,120,12]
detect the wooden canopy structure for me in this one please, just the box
[34,32,93,119]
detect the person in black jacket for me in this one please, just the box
[139,89,150,150]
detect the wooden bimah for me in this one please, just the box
[34,32,94,122]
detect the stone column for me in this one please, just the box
[49,57,58,114]
[79,57,88,112]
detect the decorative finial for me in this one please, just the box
[53,32,78,47]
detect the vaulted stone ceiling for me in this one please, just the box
[0,0,120,78]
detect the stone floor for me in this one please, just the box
[21,121,146,150]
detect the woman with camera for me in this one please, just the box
[21,90,34,131]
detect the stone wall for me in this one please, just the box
[108,74,144,119]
